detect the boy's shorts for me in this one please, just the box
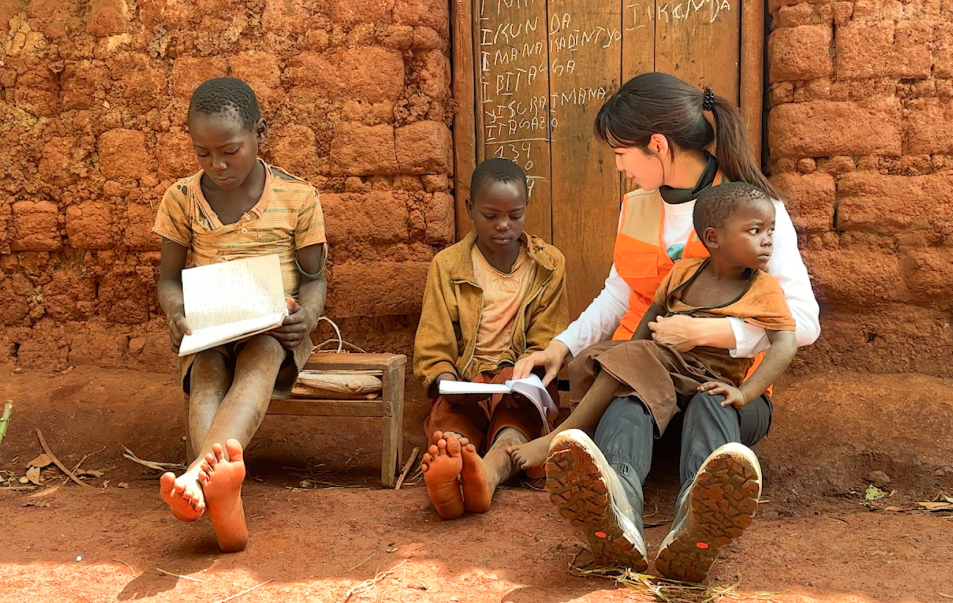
[424,366,558,477]
[178,334,313,399]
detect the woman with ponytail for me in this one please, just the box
[512,72,819,581]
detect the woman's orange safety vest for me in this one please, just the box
[609,174,768,390]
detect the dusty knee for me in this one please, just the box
[243,334,286,360]
[194,349,229,373]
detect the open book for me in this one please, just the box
[438,374,558,431]
[178,254,288,357]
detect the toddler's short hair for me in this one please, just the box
[189,77,261,131]
[693,182,772,237]
[470,158,529,199]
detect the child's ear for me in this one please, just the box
[703,226,719,248]
[465,196,474,219]
[255,118,268,144]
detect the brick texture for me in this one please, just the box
[767,0,953,376]
[1,0,454,375]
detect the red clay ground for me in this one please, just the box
[2,367,953,602]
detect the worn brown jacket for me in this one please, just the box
[413,231,569,394]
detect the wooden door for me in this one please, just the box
[452,0,764,318]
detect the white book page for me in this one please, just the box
[506,375,558,421]
[179,312,287,357]
[181,255,286,331]
[436,374,556,428]
[178,255,287,356]
[438,380,511,395]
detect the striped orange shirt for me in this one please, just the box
[153,161,326,298]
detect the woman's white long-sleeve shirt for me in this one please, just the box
[553,199,821,359]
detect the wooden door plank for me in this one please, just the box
[548,0,623,318]
[453,0,478,240]
[740,0,764,161]
[621,0,657,195]
[655,0,741,105]
[475,0,553,242]
[622,0,656,79]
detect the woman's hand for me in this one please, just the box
[167,312,192,351]
[272,298,317,350]
[648,315,707,352]
[513,340,570,385]
[697,381,748,409]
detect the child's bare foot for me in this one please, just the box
[508,436,552,471]
[459,440,493,514]
[159,470,205,522]
[421,431,465,519]
[197,439,248,553]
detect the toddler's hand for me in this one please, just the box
[273,298,317,350]
[697,381,748,409]
[168,312,192,351]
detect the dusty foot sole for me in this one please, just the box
[545,430,648,572]
[421,435,465,520]
[459,442,492,514]
[655,443,762,583]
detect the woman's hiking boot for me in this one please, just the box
[655,442,762,583]
[545,429,648,572]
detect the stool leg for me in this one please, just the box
[380,364,405,487]
[382,416,396,487]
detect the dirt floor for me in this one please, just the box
[2,367,953,602]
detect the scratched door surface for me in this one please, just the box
[472,0,741,318]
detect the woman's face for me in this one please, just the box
[612,133,670,191]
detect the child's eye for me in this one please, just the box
[225,149,240,155]
[510,213,524,219]
[749,228,759,235]
[482,214,495,220]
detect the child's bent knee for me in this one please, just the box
[241,334,287,362]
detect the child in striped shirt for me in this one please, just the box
[153,77,327,552]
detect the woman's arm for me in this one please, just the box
[157,240,191,351]
[513,263,628,383]
[552,263,631,357]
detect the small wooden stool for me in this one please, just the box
[185,352,406,486]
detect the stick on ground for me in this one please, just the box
[155,568,206,582]
[0,402,12,446]
[112,559,136,576]
[35,429,87,487]
[394,447,419,490]
[343,559,408,603]
[212,579,274,603]
[122,446,186,472]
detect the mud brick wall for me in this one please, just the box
[767,0,953,375]
[0,0,454,373]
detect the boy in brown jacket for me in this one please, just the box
[414,158,569,519]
